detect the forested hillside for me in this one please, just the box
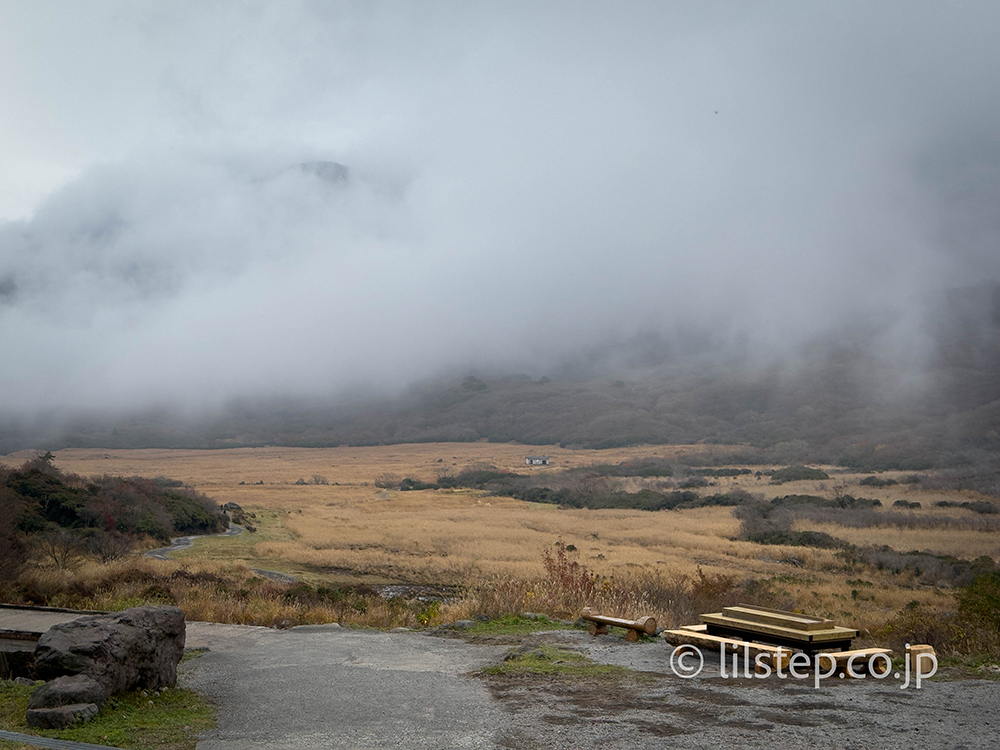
[0,453,226,577]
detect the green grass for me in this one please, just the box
[169,509,307,580]
[481,644,632,677]
[0,680,215,750]
[172,509,292,562]
[935,655,1000,680]
[180,647,210,663]
[465,614,578,636]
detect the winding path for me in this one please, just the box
[143,525,299,583]
[143,524,244,560]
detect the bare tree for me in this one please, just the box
[86,530,132,563]
[37,530,83,571]
[373,473,401,489]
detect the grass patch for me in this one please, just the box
[935,654,1000,680]
[180,647,210,663]
[482,644,631,678]
[172,509,292,565]
[0,680,215,750]
[465,614,578,636]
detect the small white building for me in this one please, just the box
[525,456,550,466]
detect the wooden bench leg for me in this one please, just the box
[588,622,609,636]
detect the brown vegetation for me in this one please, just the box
[2,444,998,656]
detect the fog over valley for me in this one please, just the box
[1,2,999,456]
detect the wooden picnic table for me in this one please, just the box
[700,604,858,654]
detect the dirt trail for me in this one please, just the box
[143,524,244,561]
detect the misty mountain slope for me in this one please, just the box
[3,284,997,471]
[3,5,1000,471]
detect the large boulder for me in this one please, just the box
[28,674,108,708]
[28,674,107,710]
[33,606,185,695]
[26,703,100,729]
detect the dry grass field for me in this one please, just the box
[4,443,998,642]
[7,444,748,583]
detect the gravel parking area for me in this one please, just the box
[181,623,999,750]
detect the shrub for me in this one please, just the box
[892,499,921,509]
[875,602,960,654]
[696,468,751,477]
[967,501,999,515]
[540,542,596,612]
[859,475,898,488]
[745,529,847,549]
[678,477,709,489]
[770,466,830,484]
[0,487,27,579]
[373,473,401,489]
[934,500,1000,514]
[399,477,438,491]
[957,572,1000,631]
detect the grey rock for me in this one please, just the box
[449,620,476,630]
[299,161,349,184]
[26,703,99,729]
[29,674,107,709]
[13,676,37,686]
[521,612,547,621]
[34,605,185,695]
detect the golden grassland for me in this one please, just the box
[4,443,999,644]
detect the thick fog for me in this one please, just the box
[1,1,999,414]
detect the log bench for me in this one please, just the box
[581,608,657,642]
[817,647,893,675]
[662,628,792,671]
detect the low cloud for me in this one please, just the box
[1,1,998,416]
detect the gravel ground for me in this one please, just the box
[481,630,999,749]
[181,622,1000,749]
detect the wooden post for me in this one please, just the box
[588,622,609,636]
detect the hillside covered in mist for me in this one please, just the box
[3,4,1000,476]
[5,284,997,472]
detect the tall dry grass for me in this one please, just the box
[5,445,998,653]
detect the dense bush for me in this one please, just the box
[678,477,709,489]
[859,475,898,487]
[769,466,830,484]
[696,468,751,477]
[570,459,674,478]
[399,477,439,491]
[934,500,999,514]
[957,571,1000,631]
[771,494,881,509]
[0,455,225,552]
[745,529,846,549]
[449,462,757,511]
